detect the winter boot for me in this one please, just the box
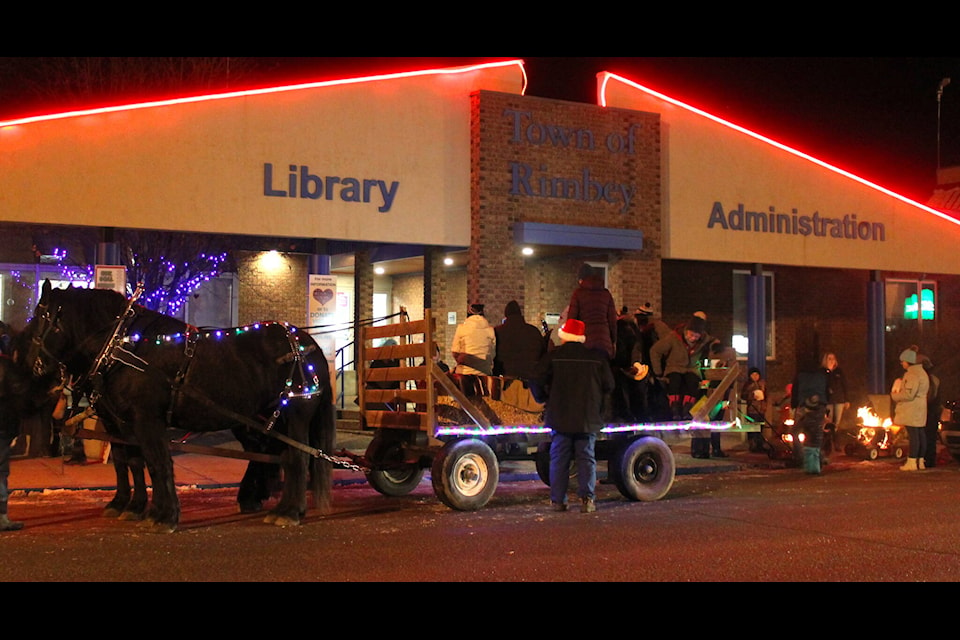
[803,446,821,474]
[900,457,919,471]
[0,502,23,532]
[918,458,926,470]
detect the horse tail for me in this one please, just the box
[310,385,336,515]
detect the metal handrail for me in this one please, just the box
[335,341,354,410]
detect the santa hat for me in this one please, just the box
[557,318,586,343]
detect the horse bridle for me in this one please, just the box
[27,300,64,378]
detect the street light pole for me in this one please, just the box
[938,77,951,173]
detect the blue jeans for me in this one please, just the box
[907,426,926,459]
[550,432,597,504]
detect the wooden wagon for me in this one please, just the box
[350,309,751,510]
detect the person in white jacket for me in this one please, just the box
[891,347,930,471]
[451,303,496,397]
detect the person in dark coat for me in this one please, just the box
[918,353,941,468]
[650,314,711,421]
[821,352,850,434]
[611,306,642,421]
[791,367,829,474]
[493,300,545,380]
[742,366,768,452]
[567,263,618,360]
[532,318,614,513]
[0,355,25,531]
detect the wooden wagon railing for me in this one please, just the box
[356,308,750,437]
[356,308,492,434]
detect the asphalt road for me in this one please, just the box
[3,458,960,582]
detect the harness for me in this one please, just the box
[32,288,349,465]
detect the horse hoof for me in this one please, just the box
[262,512,278,524]
[270,515,301,527]
[118,510,146,522]
[102,507,123,518]
[151,523,177,534]
[137,520,176,534]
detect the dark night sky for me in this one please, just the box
[3,57,958,203]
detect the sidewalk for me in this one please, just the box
[7,431,777,494]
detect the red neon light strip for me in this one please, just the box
[599,72,960,226]
[0,59,527,129]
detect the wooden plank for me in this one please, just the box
[363,319,429,341]
[366,342,426,361]
[363,410,429,429]
[362,388,432,404]
[364,365,428,383]
[432,366,492,430]
[691,362,740,422]
[424,310,436,430]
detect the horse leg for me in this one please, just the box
[264,446,308,527]
[103,451,132,518]
[232,427,281,514]
[237,460,280,514]
[118,446,148,521]
[136,425,180,534]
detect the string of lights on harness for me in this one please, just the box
[120,321,324,417]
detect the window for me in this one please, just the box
[182,273,238,328]
[885,278,936,336]
[732,269,775,360]
[0,264,89,328]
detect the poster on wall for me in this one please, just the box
[94,265,126,294]
[308,274,338,400]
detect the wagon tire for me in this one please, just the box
[535,441,551,485]
[367,466,425,497]
[431,439,499,511]
[535,440,577,486]
[365,433,424,497]
[610,436,675,502]
[867,447,880,461]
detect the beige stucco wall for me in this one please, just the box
[0,61,525,248]
[600,72,960,275]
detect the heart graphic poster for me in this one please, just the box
[308,274,338,326]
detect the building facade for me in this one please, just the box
[2,58,959,424]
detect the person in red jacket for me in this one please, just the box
[567,264,618,361]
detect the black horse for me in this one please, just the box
[22,281,336,533]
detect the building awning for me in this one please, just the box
[513,222,643,251]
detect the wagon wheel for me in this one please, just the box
[535,441,551,485]
[608,436,675,502]
[535,440,577,486]
[893,445,907,460]
[364,433,425,497]
[431,439,499,511]
[866,447,880,461]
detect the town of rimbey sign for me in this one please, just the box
[504,108,645,214]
